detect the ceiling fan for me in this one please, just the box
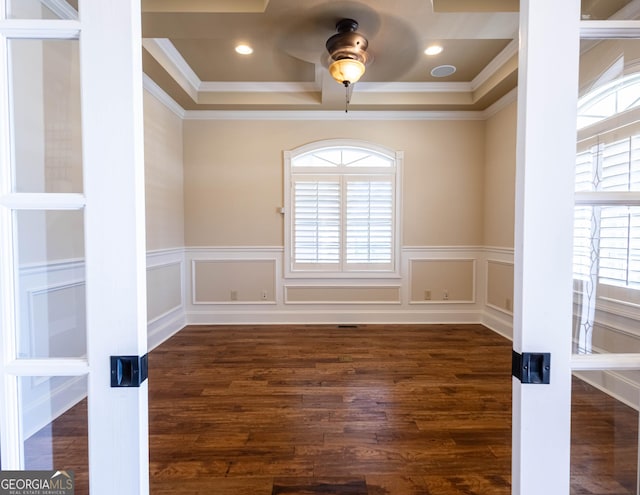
[325,18,372,111]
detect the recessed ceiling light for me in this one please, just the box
[431,65,456,78]
[235,44,253,55]
[424,45,443,56]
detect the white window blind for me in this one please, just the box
[285,141,401,276]
[346,179,393,265]
[293,180,340,265]
[573,133,640,289]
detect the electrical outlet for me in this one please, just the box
[261,290,268,300]
[230,290,238,301]
[443,289,449,300]
[424,290,431,300]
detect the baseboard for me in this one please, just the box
[23,376,86,440]
[186,308,484,325]
[573,369,640,411]
[148,306,187,351]
[481,309,513,341]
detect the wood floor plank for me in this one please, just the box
[20,323,640,494]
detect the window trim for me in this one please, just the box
[283,139,403,279]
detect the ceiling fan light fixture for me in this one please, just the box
[326,18,369,86]
[329,58,366,86]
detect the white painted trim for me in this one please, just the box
[480,246,515,255]
[22,375,85,440]
[482,87,517,120]
[0,19,79,38]
[186,308,483,325]
[5,358,89,376]
[185,246,283,254]
[146,261,184,324]
[26,280,85,357]
[41,0,78,20]
[574,191,640,205]
[199,81,320,93]
[141,38,199,101]
[573,369,640,411]
[356,81,471,93]
[0,3,21,469]
[482,308,513,341]
[572,353,640,371]
[580,20,640,38]
[143,73,185,119]
[485,259,514,316]
[471,39,519,92]
[283,284,402,305]
[147,306,185,351]
[485,302,513,316]
[0,192,85,209]
[182,109,487,121]
[18,257,84,276]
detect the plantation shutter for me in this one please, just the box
[292,179,340,268]
[574,135,640,289]
[345,178,393,267]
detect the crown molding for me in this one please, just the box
[143,73,186,119]
[142,38,200,101]
[356,81,472,93]
[471,39,518,91]
[42,0,78,19]
[481,87,517,119]
[182,109,486,121]
[199,81,320,93]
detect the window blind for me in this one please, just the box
[293,180,340,264]
[573,134,640,289]
[346,179,393,264]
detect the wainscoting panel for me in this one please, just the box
[186,246,489,324]
[192,259,277,303]
[285,285,401,304]
[147,248,186,349]
[147,262,183,322]
[486,260,514,314]
[19,248,187,439]
[409,258,475,303]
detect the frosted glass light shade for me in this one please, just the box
[329,59,365,85]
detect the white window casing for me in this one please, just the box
[284,139,402,278]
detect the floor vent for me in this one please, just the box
[272,478,368,494]
[337,324,359,329]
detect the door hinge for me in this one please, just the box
[512,350,550,384]
[110,354,148,387]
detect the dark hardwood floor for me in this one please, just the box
[22,324,639,494]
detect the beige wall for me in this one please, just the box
[183,119,486,247]
[144,92,185,250]
[483,100,516,248]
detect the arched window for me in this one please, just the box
[573,72,640,291]
[577,72,640,130]
[284,140,403,277]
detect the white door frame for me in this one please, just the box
[514,1,640,493]
[0,1,149,493]
[512,1,580,493]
